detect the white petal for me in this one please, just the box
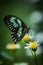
[26,43,30,45]
[29,42,31,44]
[38,44,40,46]
[25,46,29,49]
[16,44,20,49]
[6,44,10,49]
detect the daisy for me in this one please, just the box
[6,43,20,50]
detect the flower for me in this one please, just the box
[6,43,20,50]
[23,34,31,43]
[25,41,39,52]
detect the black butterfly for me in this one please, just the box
[4,15,30,44]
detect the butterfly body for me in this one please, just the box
[4,15,29,43]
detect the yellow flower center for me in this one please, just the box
[30,41,38,49]
[10,43,16,49]
[23,34,31,42]
[6,43,20,50]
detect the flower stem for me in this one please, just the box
[13,50,17,62]
[34,52,37,65]
[30,50,37,65]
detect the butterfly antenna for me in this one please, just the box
[27,24,32,33]
[28,23,33,32]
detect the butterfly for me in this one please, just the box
[4,15,30,44]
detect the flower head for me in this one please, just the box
[25,41,39,52]
[23,34,31,43]
[6,43,20,50]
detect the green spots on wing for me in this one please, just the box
[17,19,22,27]
[10,17,22,28]
[17,28,22,37]
[10,17,18,27]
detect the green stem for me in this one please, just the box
[13,50,17,62]
[30,50,37,65]
[34,52,37,65]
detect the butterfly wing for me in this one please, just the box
[4,15,29,43]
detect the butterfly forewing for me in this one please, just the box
[4,15,29,43]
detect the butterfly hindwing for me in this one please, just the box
[4,15,29,43]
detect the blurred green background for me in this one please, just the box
[0,0,43,65]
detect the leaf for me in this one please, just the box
[1,51,14,60]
